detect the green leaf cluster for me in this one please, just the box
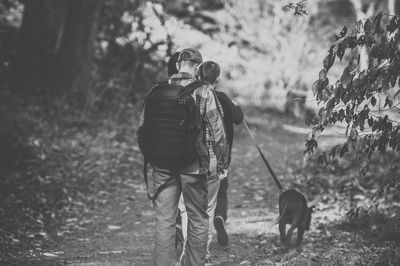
[305,13,400,175]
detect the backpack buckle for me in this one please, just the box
[178,95,190,105]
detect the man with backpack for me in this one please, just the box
[138,48,229,266]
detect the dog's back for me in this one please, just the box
[278,189,312,245]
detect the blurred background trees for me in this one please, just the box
[0,0,379,111]
[1,0,400,188]
[1,0,400,176]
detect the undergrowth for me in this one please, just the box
[0,86,143,260]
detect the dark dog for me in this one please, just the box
[278,189,314,246]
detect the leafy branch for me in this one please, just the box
[305,12,400,176]
[285,0,308,16]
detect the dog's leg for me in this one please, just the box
[286,224,296,246]
[279,223,287,244]
[297,226,305,245]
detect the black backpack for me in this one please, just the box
[138,81,204,199]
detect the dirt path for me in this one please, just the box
[14,113,377,265]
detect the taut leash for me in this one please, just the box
[242,119,283,191]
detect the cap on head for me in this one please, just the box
[197,61,220,84]
[178,48,203,64]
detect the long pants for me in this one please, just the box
[214,176,228,221]
[179,151,220,261]
[179,175,221,261]
[151,167,208,266]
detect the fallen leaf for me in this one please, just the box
[37,232,47,238]
[66,218,78,223]
[79,219,93,226]
[99,250,125,255]
[43,252,58,257]
[51,251,64,255]
[107,225,122,230]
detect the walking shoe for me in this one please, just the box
[214,216,229,246]
[205,258,212,266]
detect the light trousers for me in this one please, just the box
[178,151,220,261]
[151,167,208,266]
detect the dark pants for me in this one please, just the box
[214,176,228,221]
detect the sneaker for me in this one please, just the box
[214,216,229,246]
[205,258,212,266]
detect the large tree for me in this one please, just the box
[13,0,101,94]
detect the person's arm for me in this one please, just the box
[136,105,146,151]
[232,103,244,124]
[216,91,243,125]
[202,87,229,173]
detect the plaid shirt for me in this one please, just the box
[139,73,229,174]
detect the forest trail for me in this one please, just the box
[17,113,359,266]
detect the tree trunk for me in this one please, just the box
[54,0,101,95]
[12,0,101,98]
[388,0,400,15]
[350,0,375,71]
[13,0,69,82]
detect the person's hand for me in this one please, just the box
[218,169,228,180]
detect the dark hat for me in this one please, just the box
[178,48,203,64]
[197,61,221,84]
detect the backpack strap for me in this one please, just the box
[146,82,163,97]
[141,83,161,112]
[177,80,205,98]
[143,158,177,202]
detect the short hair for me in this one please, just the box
[167,52,180,76]
[196,61,220,84]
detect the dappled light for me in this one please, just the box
[1,0,400,265]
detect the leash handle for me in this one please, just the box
[243,119,283,191]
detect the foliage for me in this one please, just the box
[201,0,325,109]
[305,12,400,199]
[285,0,308,16]
[92,1,175,113]
[0,0,23,27]
[0,90,143,260]
[92,0,334,111]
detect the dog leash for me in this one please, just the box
[242,119,283,191]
